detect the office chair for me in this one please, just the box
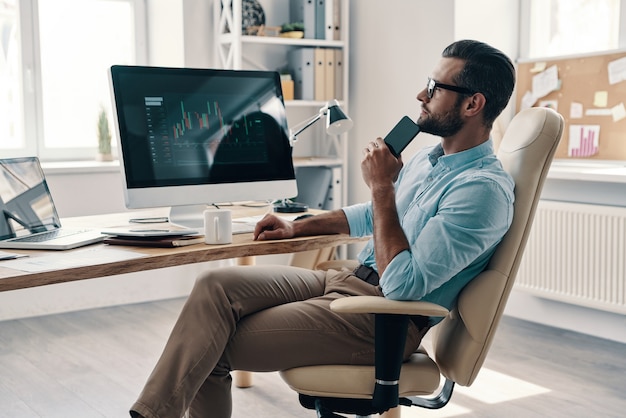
[279,107,564,418]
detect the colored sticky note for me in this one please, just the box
[593,91,608,107]
[530,62,547,73]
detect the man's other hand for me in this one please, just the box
[254,214,294,241]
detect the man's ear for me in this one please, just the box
[463,93,486,117]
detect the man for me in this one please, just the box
[130,39,516,418]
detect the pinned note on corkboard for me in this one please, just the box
[516,50,626,160]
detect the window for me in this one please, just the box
[522,0,623,59]
[0,1,24,152]
[0,0,146,161]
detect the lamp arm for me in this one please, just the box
[289,112,323,145]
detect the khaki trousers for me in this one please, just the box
[130,264,428,418]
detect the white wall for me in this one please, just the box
[147,0,185,66]
[43,164,127,217]
[346,1,454,211]
[454,0,519,132]
[182,0,214,69]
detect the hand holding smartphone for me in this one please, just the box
[384,116,421,157]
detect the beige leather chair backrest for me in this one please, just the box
[432,107,564,386]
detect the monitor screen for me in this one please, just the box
[109,65,297,227]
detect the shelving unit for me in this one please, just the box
[213,0,350,211]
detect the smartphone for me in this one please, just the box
[384,116,421,157]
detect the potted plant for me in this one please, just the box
[97,106,113,161]
[279,22,305,38]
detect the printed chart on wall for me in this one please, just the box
[516,50,626,160]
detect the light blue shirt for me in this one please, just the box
[343,140,514,319]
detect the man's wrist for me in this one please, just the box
[370,182,396,200]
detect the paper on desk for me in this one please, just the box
[233,215,264,224]
[233,214,299,224]
[0,250,28,261]
[2,247,145,273]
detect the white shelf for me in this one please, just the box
[240,35,344,48]
[218,34,344,47]
[548,160,626,184]
[214,0,350,212]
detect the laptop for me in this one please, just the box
[0,157,105,250]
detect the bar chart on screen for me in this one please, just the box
[568,124,600,157]
[144,96,226,141]
[171,100,224,139]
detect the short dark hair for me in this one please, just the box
[442,40,515,128]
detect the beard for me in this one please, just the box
[418,100,464,137]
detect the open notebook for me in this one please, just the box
[0,157,105,250]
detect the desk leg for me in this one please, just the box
[232,370,254,388]
[237,256,256,267]
[233,256,255,388]
[381,406,401,418]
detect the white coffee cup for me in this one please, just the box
[203,209,232,244]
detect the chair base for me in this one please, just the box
[298,379,455,417]
[299,395,390,417]
[408,379,455,409]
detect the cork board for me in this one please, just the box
[516,50,626,160]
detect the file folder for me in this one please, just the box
[289,48,315,100]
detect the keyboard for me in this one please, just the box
[10,229,86,243]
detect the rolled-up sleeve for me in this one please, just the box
[342,202,373,237]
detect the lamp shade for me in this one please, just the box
[326,101,353,135]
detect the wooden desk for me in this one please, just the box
[0,207,362,292]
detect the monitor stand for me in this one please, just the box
[168,205,208,230]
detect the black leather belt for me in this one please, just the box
[353,264,380,286]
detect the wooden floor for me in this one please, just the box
[0,298,624,418]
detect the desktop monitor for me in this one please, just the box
[109,65,297,228]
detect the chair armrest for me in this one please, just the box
[327,297,447,413]
[330,296,449,317]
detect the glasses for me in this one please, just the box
[426,77,475,99]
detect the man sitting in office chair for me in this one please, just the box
[130,39,516,418]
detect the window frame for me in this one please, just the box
[3,0,148,161]
[519,0,626,60]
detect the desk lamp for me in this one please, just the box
[274,100,353,213]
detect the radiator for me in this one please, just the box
[516,200,626,314]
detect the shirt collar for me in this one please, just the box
[427,139,494,168]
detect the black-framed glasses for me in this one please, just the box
[426,77,475,99]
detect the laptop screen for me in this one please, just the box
[0,157,61,240]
